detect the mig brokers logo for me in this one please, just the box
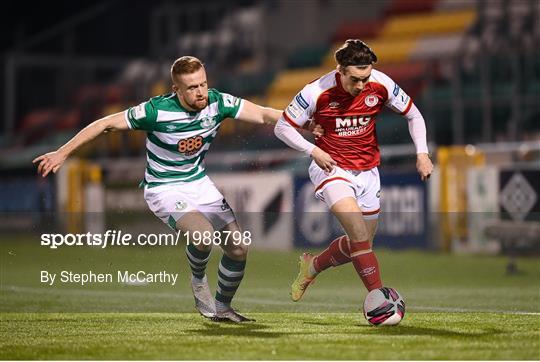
[335,116,371,136]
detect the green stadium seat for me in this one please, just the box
[218,70,275,97]
[286,45,329,69]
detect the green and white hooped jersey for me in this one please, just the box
[125,89,244,187]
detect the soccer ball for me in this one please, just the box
[363,287,405,326]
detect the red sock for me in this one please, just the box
[313,235,351,272]
[349,240,382,291]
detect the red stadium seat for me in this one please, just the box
[384,0,437,17]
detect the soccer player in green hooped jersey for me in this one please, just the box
[33,56,283,322]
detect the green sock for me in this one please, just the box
[215,254,245,306]
[185,244,210,280]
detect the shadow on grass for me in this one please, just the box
[185,322,503,340]
[357,325,503,338]
[302,320,343,326]
[185,321,284,339]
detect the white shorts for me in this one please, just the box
[143,176,236,231]
[309,161,381,218]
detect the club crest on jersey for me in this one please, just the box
[365,94,378,107]
[329,101,340,109]
[175,200,188,211]
[200,116,216,129]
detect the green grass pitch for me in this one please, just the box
[1,238,539,359]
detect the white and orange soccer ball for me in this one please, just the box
[363,287,405,326]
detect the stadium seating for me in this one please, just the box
[383,0,436,16]
[266,67,331,109]
[265,0,477,121]
[4,0,538,162]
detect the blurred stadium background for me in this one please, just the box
[1,0,540,359]
[2,0,539,257]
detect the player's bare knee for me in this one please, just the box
[340,215,369,241]
[193,242,212,253]
[227,244,249,261]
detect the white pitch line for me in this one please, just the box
[410,305,540,316]
[2,285,539,316]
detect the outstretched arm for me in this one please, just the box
[404,103,433,181]
[235,100,282,125]
[33,112,129,177]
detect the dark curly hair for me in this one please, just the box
[334,39,377,68]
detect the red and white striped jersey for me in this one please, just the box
[282,69,413,170]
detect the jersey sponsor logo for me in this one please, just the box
[365,94,378,107]
[335,116,372,136]
[336,116,371,128]
[132,102,147,120]
[178,136,203,156]
[329,101,340,109]
[200,116,217,129]
[295,93,309,110]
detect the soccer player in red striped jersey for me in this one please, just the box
[274,39,433,301]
